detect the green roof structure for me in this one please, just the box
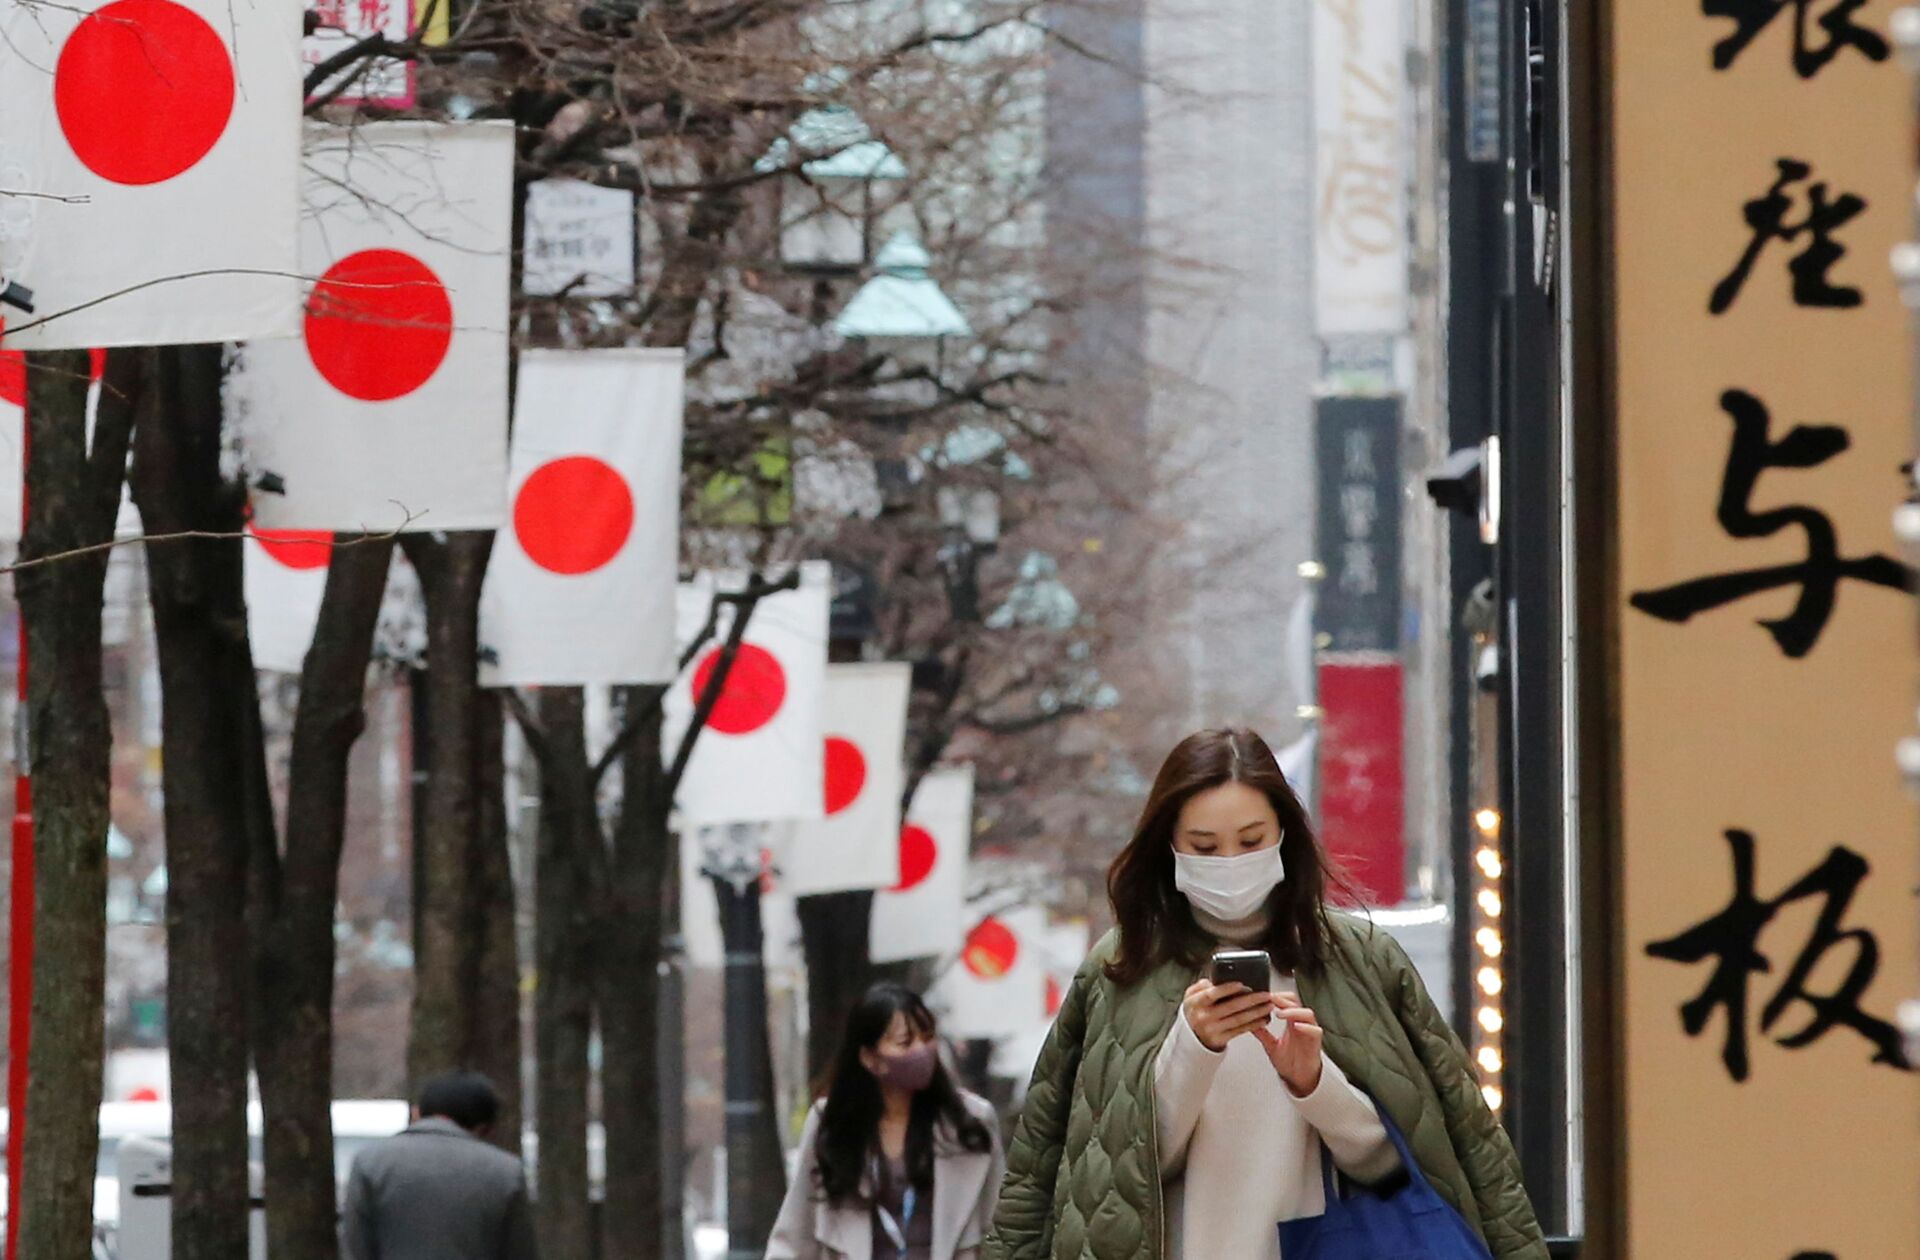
[758,106,908,180]
[834,232,973,339]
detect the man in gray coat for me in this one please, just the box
[340,1071,538,1260]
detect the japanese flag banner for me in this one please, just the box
[232,121,512,534]
[665,561,831,825]
[0,0,303,349]
[1042,921,1090,1016]
[929,903,1047,1039]
[783,662,910,897]
[244,524,331,673]
[479,349,682,686]
[870,765,973,964]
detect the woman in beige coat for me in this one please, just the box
[767,983,1006,1260]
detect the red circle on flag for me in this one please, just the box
[0,349,23,408]
[691,643,786,735]
[54,0,235,186]
[893,824,936,892]
[304,250,453,401]
[513,456,634,575]
[823,737,866,815]
[1045,976,1063,1016]
[963,917,1019,980]
[250,524,333,571]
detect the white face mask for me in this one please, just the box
[1173,843,1285,923]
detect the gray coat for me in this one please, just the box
[340,1117,538,1260]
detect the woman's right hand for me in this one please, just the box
[1181,979,1273,1052]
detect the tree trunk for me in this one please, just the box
[532,687,598,1260]
[795,890,877,1087]
[598,687,670,1260]
[468,687,522,1146]
[251,537,393,1260]
[712,874,786,1258]
[128,344,254,1260]
[400,531,495,1090]
[16,347,136,1260]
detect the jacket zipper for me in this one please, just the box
[1144,1020,1168,1260]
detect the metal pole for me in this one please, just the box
[707,824,774,1260]
[717,888,767,1260]
[658,817,686,1260]
[7,404,30,1260]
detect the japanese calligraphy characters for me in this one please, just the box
[1646,830,1908,1082]
[1628,389,1911,657]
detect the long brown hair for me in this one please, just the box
[1105,726,1341,987]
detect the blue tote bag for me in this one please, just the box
[1277,1104,1493,1260]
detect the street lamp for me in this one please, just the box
[833,231,973,340]
[761,107,907,271]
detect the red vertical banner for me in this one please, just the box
[1316,659,1404,907]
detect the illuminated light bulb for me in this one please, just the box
[1478,1006,1504,1033]
[1475,927,1504,957]
[1477,967,1503,996]
[1483,1084,1504,1110]
[1475,847,1503,878]
[1478,890,1503,917]
[1474,808,1501,836]
[1477,1046,1503,1073]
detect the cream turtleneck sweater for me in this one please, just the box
[1153,906,1400,1259]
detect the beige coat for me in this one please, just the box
[766,1090,1006,1260]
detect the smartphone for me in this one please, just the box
[1209,949,1271,993]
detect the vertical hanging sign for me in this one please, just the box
[1311,0,1408,336]
[1313,396,1404,907]
[1608,3,1918,1255]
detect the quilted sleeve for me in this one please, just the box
[1376,932,1549,1260]
[982,963,1091,1260]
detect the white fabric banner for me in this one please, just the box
[929,903,1047,1040]
[1311,0,1408,337]
[665,562,830,826]
[243,524,331,673]
[1043,921,1091,1016]
[784,662,910,896]
[479,349,682,686]
[0,0,304,349]
[522,179,637,298]
[233,121,512,534]
[870,765,972,964]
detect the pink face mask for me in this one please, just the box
[870,1040,939,1093]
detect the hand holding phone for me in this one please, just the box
[1182,950,1275,1052]
[1208,949,1271,994]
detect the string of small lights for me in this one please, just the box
[1470,804,1505,1112]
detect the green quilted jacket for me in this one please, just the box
[983,913,1547,1260]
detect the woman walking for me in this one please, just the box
[985,727,1545,1260]
[768,983,1006,1260]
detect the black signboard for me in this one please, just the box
[1314,396,1403,654]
